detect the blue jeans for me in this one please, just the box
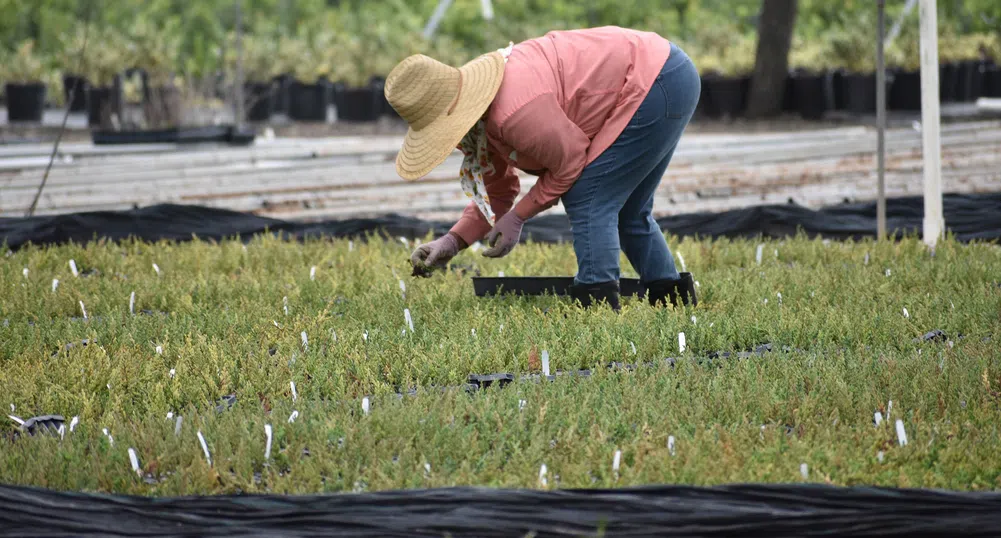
[561,42,700,286]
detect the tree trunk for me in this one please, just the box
[745,0,799,119]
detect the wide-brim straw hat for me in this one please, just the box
[385,51,506,180]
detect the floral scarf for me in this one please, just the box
[457,42,514,224]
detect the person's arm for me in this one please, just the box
[448,152,521,247]
[500,92,591,220]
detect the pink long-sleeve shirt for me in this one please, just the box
[449,26,673,247]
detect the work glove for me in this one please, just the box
[411,233,463,274]
[483,210,525,258]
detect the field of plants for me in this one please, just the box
[2,233,1000,495]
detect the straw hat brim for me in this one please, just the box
[395,51,506,181]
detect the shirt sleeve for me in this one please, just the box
[448,151,521,247]
[500,92,591,219]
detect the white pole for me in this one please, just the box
[919,0,943,248]
[423,0,454,39]
[876,0,887,240]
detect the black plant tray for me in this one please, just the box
[92,125,256,146]
[473,276,646,298]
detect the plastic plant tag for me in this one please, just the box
[864,252,870,265]
[69,416,78,432]
[331,329,337,342]
[887,400,893,421]
[310,266,316,281]
[541,350,550,377]
[895,419,908,446]
[166,412,173,420]
[630,342,637,355]
[678,332,686,354]
[169,369,175,379]
[404,309,414,333]
[283,296,289,316]
[102,428,114,446]
[349,240,354,252]
[800,463,808,480]
[363,331,368,342]
[301,331,308,351]
[79,301,88,320]
[877,451,884,463]
[668,435,676,456]
[128,448,141,475]
[777,292,783,305]
[399,280,406,297]
[129,291,135,315]
[58,424,65,440]
[290,381,297,403]
[197,430,212,466]
[22,268,28,278]
[152,263,160,276]
[471,328,476,338]
[264,424,273,460]
[677,251,686,272]
[399,237,409,247]
[498,271,505,277]
[903,308,909,319]
[69,259,78,277]
[52,279,59,292]
[519,400,526,411]
[156,346,163,355]
[755,244,764,265]
[612,450,621,478]
[539,464,548,487]
[691,316,697,325]
[174,416,183,436]
[8,404,13,413]
[288,410,299,424]
[886,269,891,277]
[424,463,432,477]
[362,397,370,415]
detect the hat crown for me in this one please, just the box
[385,55,460,131]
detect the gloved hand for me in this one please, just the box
[483,210,525,258]
[411,233,463,273]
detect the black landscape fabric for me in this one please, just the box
[2,193,1000,252]
[3,483,1001,537]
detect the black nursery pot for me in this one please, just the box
[287,81,330,122]
[86,86,121,128]
[244,81,276,122]
[62,74,89,112]
[939,63,959,102]
[841,72,893,115]
[337,86,382,123]
[888,70,922,111]
[272,74,292,114]
[986,66,1001,97]
[791,72,828,120]
[702,74,748,118]
[4,83,47,122]
[828,70,846,111]
[954,60,984,102]
[782,74,798,113]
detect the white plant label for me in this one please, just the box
[290,381,298,403]
[58,424,65,440]
[166,412,173,420]
[197,430,212,466]
[399,236,409,247]
[541,350,550,377]
[612,450,621,476]
[152,263,161,276]
[885,269,891,277]
[128,448,141,475]
[539,464,548,487]
[69,259,79,277]
[774,249,778,258]
[174,416,183,436]
[399,279,406,297]
[22,268,28,278]
[755,244,764,265]
[887,400,893,421]
[695,281,700,288]
[864,252,870,265]
[102,428,114,446]
[331,329,337,342]
[519,400,526,411]
[129,291,135,315]
[800,463,809,480]
[677,251,686,272]
[404,308,414,333]
[471,328,476,338]
[169,368,176,379]
[52,279,59,292]
[874,412,883,426]
[8,404,13,413]
[630,342,637,355]
[776,292,783,305]
[902,308,909,319]
[424,463,432,476]
[310,266,316,281]
[301,331,308,351]
[79,301,88,320]
[362,397,371,415]
[264,424,273,460]
[288,410,299,424]
[668,435,676,456]
[283,296,289,316]
[691,316,697,325]
[895,419,908,446]
[69,416,79,432]
[155,346,163,355]
[877,451,884,463]
[497,271,505,277]
[349,240,354,252]
[363,331,368,342]
[471,242,482,252]
[678,332,686,354]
